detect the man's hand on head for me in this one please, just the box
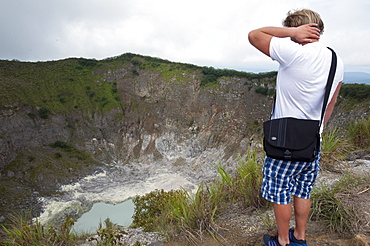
[291,23,321,44]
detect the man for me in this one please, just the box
[248,9,344,246]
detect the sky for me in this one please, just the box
[1,0,369,73]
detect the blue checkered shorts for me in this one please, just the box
[261,154,320,205]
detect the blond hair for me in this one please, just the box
[283,9,324,34]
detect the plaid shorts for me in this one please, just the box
[261,154,320,205]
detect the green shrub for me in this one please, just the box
[90,218,128,245]
[49,141,89,161]
[38,107,50,119]
[132,69,139,76]
[77,59,98,68]
[132,189,186,232]
[59,97,67,104]
[200,74,218,87]
[340,83,370,102]
[132,185,218,242]
[50,141,72,151]
[255,86,275,96]
[200,66,277,88]
[131,59,142,66]
[54,152,62,159]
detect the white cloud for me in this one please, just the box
[0,0,369,73]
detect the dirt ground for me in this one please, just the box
[163,207,363,246]
[164,159,370,246]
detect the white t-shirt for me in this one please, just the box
[269,37,344,121]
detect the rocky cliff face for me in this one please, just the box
[0,54,275,217]
[0,57,275,168]
[90,69,272,165]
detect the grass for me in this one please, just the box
[347,115,370,149]
[320,127,351,170]
[311,122,370,233]
[311,184,354,233]
[311,173,370,233]
[320,115,370,170]
[1,214,149,246]
[0,58,122,114]
[1,213,78,246]
[216,151,268,208]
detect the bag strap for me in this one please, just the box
[270,47,337,126]
[320,47,337,126]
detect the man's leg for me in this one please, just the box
[274,203,292,245]
[293,196,311,240]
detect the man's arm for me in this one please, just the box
[248,24,321,56]
[324,82,342,126]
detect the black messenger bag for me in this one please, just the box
[263,47,337,162]
[263,118,320,162]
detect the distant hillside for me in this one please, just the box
[343,72,370,84]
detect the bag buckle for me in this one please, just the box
[284,149,292,160]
